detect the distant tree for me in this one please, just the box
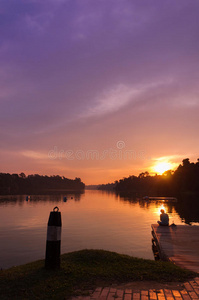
[138,172,145,179]
[0,173,85,194]
[75,177,81,182]
[19,172,26,178]
[182,158,190,167]
[115,158,199,196]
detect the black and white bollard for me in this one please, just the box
[45,206,62,269]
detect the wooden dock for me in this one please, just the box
[151,224,199,273]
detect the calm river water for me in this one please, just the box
[0,190,194,269]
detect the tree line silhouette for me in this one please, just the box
[0,173,85,195]
[98,158,199,196]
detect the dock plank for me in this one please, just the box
[151,224,199,273]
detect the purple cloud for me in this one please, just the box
[0,0,199,183]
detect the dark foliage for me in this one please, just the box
[0,173,85,195]
[101,159,199,196]
[98,182,116,190]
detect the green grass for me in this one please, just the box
[0,249,197,300]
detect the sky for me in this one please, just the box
[0,0,199,184]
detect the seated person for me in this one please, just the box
[157,209,169,226]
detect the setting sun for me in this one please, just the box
[153,162,172,175]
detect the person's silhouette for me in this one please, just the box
[157,209,169,226]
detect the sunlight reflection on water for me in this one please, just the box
[0,190,187,269]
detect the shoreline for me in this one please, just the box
[0,249,197,300]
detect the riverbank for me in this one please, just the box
[0,249,197,300]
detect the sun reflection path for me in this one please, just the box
[158,204,166,214]
[154,203,178,225]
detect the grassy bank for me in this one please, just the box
[0,249,197,300]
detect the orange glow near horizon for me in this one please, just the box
[153,161,173,175]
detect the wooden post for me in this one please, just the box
[45,206,62,269]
